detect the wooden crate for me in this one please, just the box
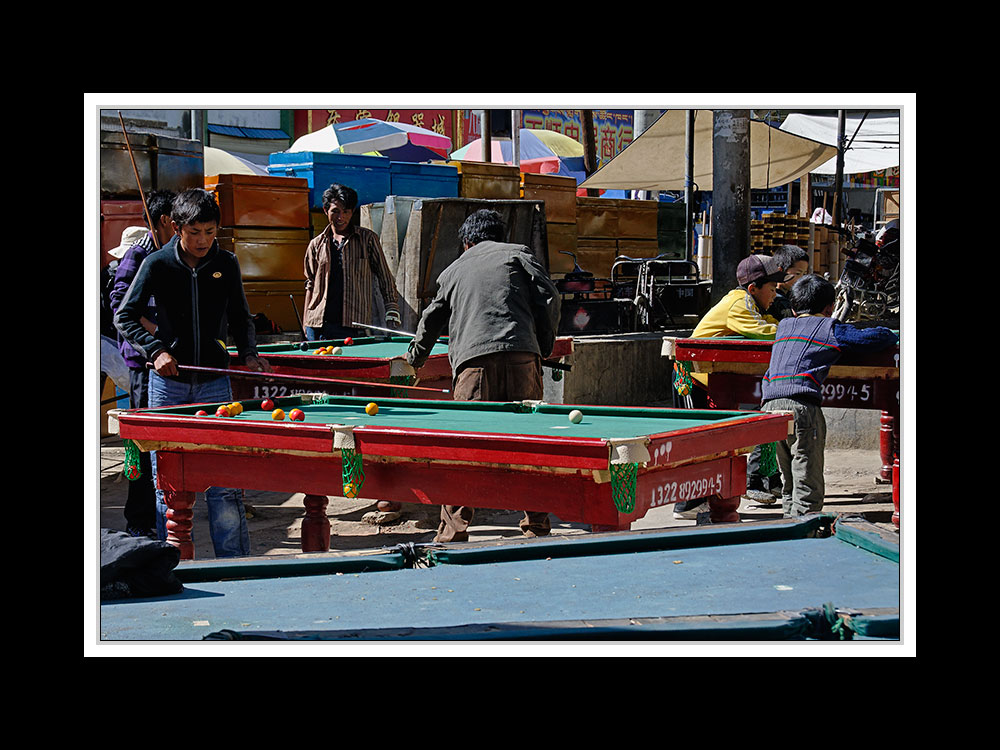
[521,173,577,224]
[217,227,310,281]
[448,161,521,199]
[206,174,310,229]
[576,197,658,239]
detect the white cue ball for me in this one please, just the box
[568,409,583,424]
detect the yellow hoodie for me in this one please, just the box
[688,288,779,387]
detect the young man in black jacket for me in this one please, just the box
[115,188,270,557]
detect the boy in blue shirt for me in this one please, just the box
[761,274,898,517]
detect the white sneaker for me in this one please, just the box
[744,489,777,504]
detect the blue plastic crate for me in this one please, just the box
[389,161,459,199]
[267,152,391,209]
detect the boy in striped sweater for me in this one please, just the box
[761,274,898,517]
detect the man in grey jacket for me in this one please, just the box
[406,209,561,543]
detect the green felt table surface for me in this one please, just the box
[233,336,449,359]
[142,396,756,441]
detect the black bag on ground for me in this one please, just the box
[100,528,183,600]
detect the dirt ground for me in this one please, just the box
[97,438,898,560]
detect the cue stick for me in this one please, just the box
[117,111,160,250]
[289,294,306,337]
[352,322,572,372]
[160,364,450,394]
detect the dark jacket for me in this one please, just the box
[114,234,258,377]
[406,241,560,371]
[762,315,898,405]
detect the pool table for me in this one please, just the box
[662,335,901,525]
[227,335,574,401]
[97,514,900,642]
[108,395,793,560]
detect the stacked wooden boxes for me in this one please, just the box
[575,197,660,279]
[206,174,311,333]
[751,212,811,255]
[811,222,845,279]
[521,173,578,274]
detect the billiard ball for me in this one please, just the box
[568,409,583,424]
[289,408,305,421]
[313,348,325,355]
[299,342,310,351]
[261,398,275,411]
[195,410,208,417]
[343,482,358,498]
[330,346,343,355]
[271,408,285,421]
[365,402,379,416]
[344,337,353,346]
[228,402,243,416]
[215,405,231,417]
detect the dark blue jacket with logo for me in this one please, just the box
[114,234,258,378]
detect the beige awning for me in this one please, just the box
[580,110,838,192]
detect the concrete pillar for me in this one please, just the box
[710,110,751,304]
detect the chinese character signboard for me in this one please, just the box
[294,109,456,146]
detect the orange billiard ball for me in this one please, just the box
[289,408,305,421]
[271,408,285,421]
[365,402,379,416]
[343,482,358,498]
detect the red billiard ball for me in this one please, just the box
[195,410,208,417]
[289,408,305,421]
[261,398,275,411]
[215,405,231,417]
[344,337,353,346]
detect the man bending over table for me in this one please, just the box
[114,188,270,557]
[406,209,561,543]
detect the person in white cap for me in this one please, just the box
[101,228,148,395]
[107,190,176,538]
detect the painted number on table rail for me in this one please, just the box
[250,385,313,399]
[821,383,871,403]
[650,472,725,507]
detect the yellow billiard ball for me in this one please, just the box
[271,408,285,421]
[365,402,379,416]
[228,402,243,416]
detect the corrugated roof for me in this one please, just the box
[207,124,288,140]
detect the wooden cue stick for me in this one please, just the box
[289,294,306,336]
[351,322,572,371]
[117,111,160,250]
[169,364,450,393]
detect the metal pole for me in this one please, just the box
[685,109,695,262]
[835,110,846,228]
[710,110,751,306]
[482,110,492,163]
[511,110,520,167]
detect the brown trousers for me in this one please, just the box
[435,351,552,543]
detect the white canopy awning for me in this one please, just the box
[779,112,900,175]
[579,110,837,192]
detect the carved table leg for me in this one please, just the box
[164,489,196,560]
[708,494,741,524]
[301,494,331,552]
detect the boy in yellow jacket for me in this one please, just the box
[673,253,787,520]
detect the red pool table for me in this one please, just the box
[228,335,574,400]
[109,395,793,560]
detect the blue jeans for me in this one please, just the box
[306,323,357,341]
[148,371,250,557]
